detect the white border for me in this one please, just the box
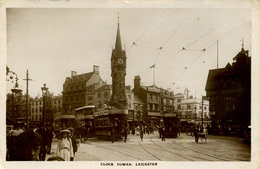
[0,0,259,169]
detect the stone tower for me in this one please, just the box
[110,17,127,108]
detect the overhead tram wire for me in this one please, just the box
[162,8,193,48]
[184,27,217,49]
[155,21,245,68]
[174,23,247,83]
[126,9,168,52]
[147,8,193,85]
[185,22,249,69]
[153,8,193,65]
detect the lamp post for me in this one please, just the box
[201,96,207,128]
[41,84,48,128]
[11,80,23,123]
[7,66,23,124]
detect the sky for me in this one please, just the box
[6,7,251,98]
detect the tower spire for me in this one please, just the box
[241,37,244,51]
[115,13,122,51]
[118,12,119,25]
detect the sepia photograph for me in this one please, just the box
[1,0,259,169]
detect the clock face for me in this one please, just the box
[117,58,124,65]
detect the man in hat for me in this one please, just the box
[9,131,42,161]
[68,128,77,161]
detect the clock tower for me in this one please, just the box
[110,18,127,108]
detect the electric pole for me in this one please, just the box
[23,70,32,131]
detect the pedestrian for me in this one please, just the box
[159,126,162,138]
[68,128,77,161]
[161,128,166,141]
[56,129,74,161]
[46,128,53,154]
[7,124,24,161]
[123,127,128,143]
[36,123,48,161]
[111,128,115,143]
[140,129,144,141]
[194,127,199,143]
[9,130,42,161]
[203,127,208,139]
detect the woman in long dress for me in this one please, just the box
[56,129,74,161]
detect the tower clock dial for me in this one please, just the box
[117,58,124,65]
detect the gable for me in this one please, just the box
[222,63,236,77]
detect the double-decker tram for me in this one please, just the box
[163,113,179,138]
[75,105,95,142]
[94,107,128,142]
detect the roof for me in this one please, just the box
[65,72,94,84]
[140,84,161,93]
[205,68,224,91]
[134,95,144,104]
[96,84,112,92]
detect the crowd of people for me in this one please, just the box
[6,123,79,161]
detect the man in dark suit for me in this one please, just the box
[161,127,166,141]
[68,128,77,161]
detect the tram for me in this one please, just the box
[75,105,95,142]
[94,107,128,142]
[163,113,179,138]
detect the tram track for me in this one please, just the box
[149,137,198,161]
[87,142,143,161]
[188,142,249,161]
[168,139,248,161]
[138,142,163,161]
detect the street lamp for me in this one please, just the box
[7,67,23,124]
[41,84,48,128]
[11,80,23,123]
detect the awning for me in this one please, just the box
[60,114,75,119]
[148,112,161,116]
[75,105,95,111]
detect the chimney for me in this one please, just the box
[93,65,99,74]
[184,88,189,99]
[134,75,141,94]
[71,71,77,77]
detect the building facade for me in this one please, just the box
[133,75,161,127]
[205,46,251,136]
[6,93,27,126]
[30,92,55,128]
[62,65,104,114]
[160,88,175,115]
[95,84,112,108]
[174,89,209,131]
